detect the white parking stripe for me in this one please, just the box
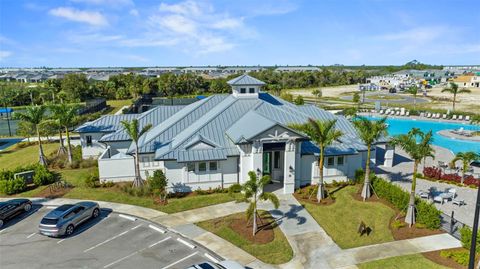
[177,238,196,249]
[26,233,36,239]
[148,224,166,234]
[130,224,142,230]
[148,236,171,248]
[118,214,136,221]
[84,230,130,252]
[205,253,220,263]
[57,238,66,244]
[160,252,199,269]
[103,237,172,268]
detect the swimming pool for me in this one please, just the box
[364,116,480,154]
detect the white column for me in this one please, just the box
[384,144,395,167]
[283,139,296,194]
[251,140,263,177]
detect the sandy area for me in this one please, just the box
[425,84,480,112]
[287,85,358,98]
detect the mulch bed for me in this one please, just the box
[226,213,277,244]
[293,192,335,206]
[351,187,444,240]
[35,185,72,199]
[422,248,471,269]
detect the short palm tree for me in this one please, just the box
[290,119,343,202]
[16,105,48,166]
[406,85,418,109]
[391,128,434,226]
[441,82,471,111]
[353,117,388,200]
[452,151,479,185]
[243,171,279,236]
[50,104,77,163]
[121,119,152,188]
[312,88,322,106]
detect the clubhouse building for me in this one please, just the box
[76,75,383,194]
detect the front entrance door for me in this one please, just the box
[263,152,271,176]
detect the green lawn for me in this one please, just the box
[358,254,448,269]
[0,142,59,170]
[298,186,396,249]
[197,212,294,264]
[106,99,132,114]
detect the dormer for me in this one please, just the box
[227,74,266,98]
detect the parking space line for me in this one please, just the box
[205,253,220,263]
[177,238,196,249]
[84,230,130,253]
[57,238,66,244]
[148,236,171,248]
[26,232,37,239]
[130,224,142,230]
[160,252,199,269]
[118,214,137,221]
[148,224,166,234]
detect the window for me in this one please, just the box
[274,151,281,169]
[249,87,255,93]
[86,135,92,146]
[327,157,334,166]
[240,88,246,93]
[337,156,344,165]
[209,162,217,171]
[198,162,207,172]
[187,163,195,172]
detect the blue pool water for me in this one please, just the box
[365,116,480,154]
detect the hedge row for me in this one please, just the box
[371,176,441,229]
[423,166,480,187]
[0,164,56,195]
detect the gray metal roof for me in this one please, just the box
[75,114,137,133]
[227,74,266,86]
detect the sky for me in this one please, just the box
[0,0,479,67]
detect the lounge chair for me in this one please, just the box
[427,113,432,118]
[452,115,457,120]
[417,190,429,199]
[453,199,465,206]
[420,112,425,117]
[396,111,400,115]
[466,115,470,121]
[442,114,447,119]
[379,110,384,114]
[458,115,464,120]
[405,111,410,116]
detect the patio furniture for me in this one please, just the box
[458,115,464,120]
[420,112,425,117]
[453,199,466,206]
[466,115,470,121]
[379,110,384,114]
[426,113,431,118]
[405,111,410,116]
[433,191,455,204]
[452,115,457,120]
[418,190,429,199]
[442,114,447,119]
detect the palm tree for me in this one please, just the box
[15,105,48,166]
[290,119,343,202]
[353,117,388,200]
[406,85,418,109]
[243,171,279,236]
[50,104,77,163]
[451,152,479,185]
[121,119,152,188]
[441,82,471,111]
[391,128,434,226]
[312,88,322,106]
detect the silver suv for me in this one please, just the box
[39,201,100,237]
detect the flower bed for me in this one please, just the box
[422,167,479,187]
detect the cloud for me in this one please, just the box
[49,7,108,26]
[70,0,133,6]
[378,26,448,44]
[129,9,139,16]
[0,51,12,61]
[68,33,124,43]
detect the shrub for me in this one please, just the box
[228,183,242,194]
[460,226,480,252]
[440,249,469,266]
[0,177,26,195]
[84,170,100,188]
[423,166,480,187]
[33,166,55,186]
[391,219,406,230]
[416,199,441,229]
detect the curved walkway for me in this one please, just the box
[0,194,461,269]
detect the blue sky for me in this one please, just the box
[0,0,479,67]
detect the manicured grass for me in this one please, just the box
[0,142,59,170]
[197,212,294,264]
[357,254,449,269]
[106,99,132,114]
[298,186,396,249]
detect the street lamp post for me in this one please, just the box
[469,180,480,269]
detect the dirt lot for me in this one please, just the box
[287,85,359,98]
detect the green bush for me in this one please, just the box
[85,174,99,188]
[372,176,440,229]
[391,219,406,230]
[0,177,26,195]
[33,166,55,186]
[460,226,480,252]
[440,249,469,266]
[228,183,242,194]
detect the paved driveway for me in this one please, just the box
[0,205,221,269]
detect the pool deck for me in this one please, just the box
[359,112,474,125]
[437,129,480,142]
[374,145,479,227]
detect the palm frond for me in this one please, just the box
[260,192,280,209]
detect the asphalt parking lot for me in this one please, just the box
[0,205,221,269]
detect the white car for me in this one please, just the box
[188,260,245,269]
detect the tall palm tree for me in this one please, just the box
[50,104,77,163]
[121,119,152,188]
[290,119,343,202]
[16,105,48,166]
[353,117,388,200]
[312,88,322,106]
[406,85,418,109]
[441,82,471,111]
[243,171,279,236]
[452,151,479,185]
[391,128,434,226]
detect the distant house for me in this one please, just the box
[275,66,320,72]
[452,75,480,88]
[181,67,221,74]
[75,75,388,194]
[223,66,265,74]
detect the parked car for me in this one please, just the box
[0,198,32,228]
[187,260,245,269]
[38,201,100,237]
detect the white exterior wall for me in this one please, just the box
[80,133,107,159]
[98,149,135,182]
[104,141,132,154]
